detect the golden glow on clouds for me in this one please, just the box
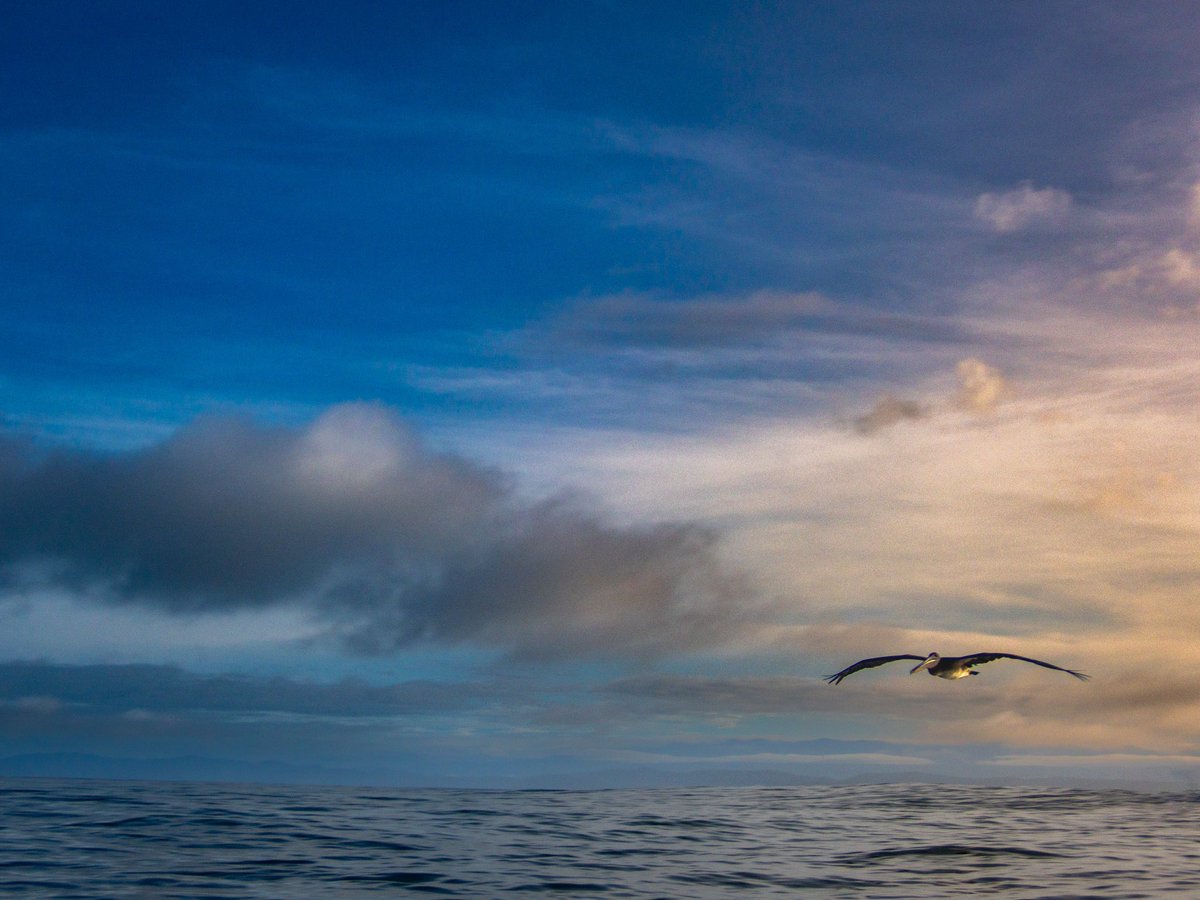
[954,358,1009,413]
[510,195,1200,752]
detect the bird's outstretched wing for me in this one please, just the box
[960,652,1089,681]
[825,655,926,685]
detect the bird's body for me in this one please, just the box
[825,651,1088,685]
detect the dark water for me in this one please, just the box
[2,779,1199,897]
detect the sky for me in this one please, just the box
[4,1,1200,788]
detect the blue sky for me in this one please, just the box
[4,1,1200,787]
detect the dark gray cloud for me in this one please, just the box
[0,659,479,777]
[0,404,753,659]
[852,394,929,435]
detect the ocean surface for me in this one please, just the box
[2,778,1199,898]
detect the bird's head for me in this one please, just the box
[910,652,940,674]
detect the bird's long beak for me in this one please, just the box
[910,656,936,674]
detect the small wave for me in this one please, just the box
[190,815,255,829]
[510,880,611,892]
[81,814,175,829]
[844,843,1066,863]
[0,860,77,871]
[0,880,81,892]
[625,815,734,829]
[52,793,156,806]
[339,838,424,852]
[671,870,885,890]
[3,779,1196,898]
[337,871,445,885]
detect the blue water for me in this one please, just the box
[2,779,1199,897]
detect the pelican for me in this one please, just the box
[825,651,1089,685]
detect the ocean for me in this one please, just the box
[2,778,1198,897]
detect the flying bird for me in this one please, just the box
[825,651,1089,685]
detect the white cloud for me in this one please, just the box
[973,182,1072,233]
[294,403,419,492]
[955,358,1009,412]
[1160,247,1200,289]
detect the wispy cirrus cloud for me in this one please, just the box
[541,290,975,351]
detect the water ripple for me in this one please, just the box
[3,778,1200,897]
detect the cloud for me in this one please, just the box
[601,671,1005,724]
[601,663,1200,755]
[849,358,1006,435]
[545,291,974,351]
[0,660,497,718]
[0,404,754,660]
[852,395,929,434]
[920,667,1200,751]
[1160,247,1200,290]
[507,286,1200,753]
[613,748,934,767]
[955,357,1009,412]
[984,752,1200,768]
[0,658,492,773]
[973,183,1072,233]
